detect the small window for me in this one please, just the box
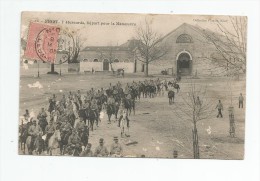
[114,59,119,62]
[24,60,28,64]
[124,59,129,62]
[34,60,37,64]
[93,59,98,62]
[176,34,193,43]
[83,58,88,62]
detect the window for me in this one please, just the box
[93,59,98,62]
[83,58,88,62]
[176,34,193,43]
[114,59,119,62]
[24,60,28,64]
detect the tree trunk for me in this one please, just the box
[145,62,149,77]
[192,122,200,159]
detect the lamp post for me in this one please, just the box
[59,59,62,76]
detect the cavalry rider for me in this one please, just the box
[76,90,82,107]
[37,107,48,134]
[90,98,99,119]
[94,138,109,157]
[68,91,73,100]
[107,95,116,113]
[110,136,123,157]
[124,83,130,93]
[109,83,113,90]
[75,116,86,138]
[44,118,56,150]
[60,119,73,141]
[117,81,122,88]
[48,94,57,114]
[67,129,82,155]
[60,94,67,109]
[28,120,43,150]
[50,106,60,123]
[82,98,90,109]
[23,109,30,123]
[100,87,105,95]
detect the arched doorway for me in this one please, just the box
[176,51,192,76]
[103,59,109,71]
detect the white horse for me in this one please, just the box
[47,129,61,156]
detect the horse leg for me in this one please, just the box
[108,115,111,124]
[91,120,94,131]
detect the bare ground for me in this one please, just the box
[19,68,246,159]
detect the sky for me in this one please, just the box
[21,12,243,47]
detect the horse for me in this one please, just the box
[79,125,89,147]
[122,98,135,116]
[60,130,72,155]
[168,90,175,105]
[85,108,99,131]
[106,103,119,123]
[26,134,44,155]
[47,129,61,156]
[19,123,29,154]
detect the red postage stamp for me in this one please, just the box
[24,22,60,63]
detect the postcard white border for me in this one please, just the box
[0,0,259,181]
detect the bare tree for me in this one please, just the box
[173,83,215,158]
[198,16,247,76]
[135,20,169,77]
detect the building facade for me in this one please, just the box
[78,23,225,76]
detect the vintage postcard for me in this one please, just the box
[19,12,247,159]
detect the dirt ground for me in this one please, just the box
[19,68,246,159]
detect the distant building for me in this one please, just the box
[79,23,228,76]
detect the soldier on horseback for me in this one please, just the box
[67,129,82,156]
[90,98,99,120]
[28,120,43,153]
[44,118,56,151]
[107,95,116,113]
[37,108,48,133]
[75,117,86,137]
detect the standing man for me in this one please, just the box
[216,100,223,118]
[94,138,109,157]
[110,136,123,157]
[239,93,244,108]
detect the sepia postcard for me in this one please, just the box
[19,12,247,159]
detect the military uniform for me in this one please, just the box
[45,122,56,148]
[80,149,93,157]
[110,142,123,156]
[37,111,48,133]
[94,145,109,157]
[68,132,82,155]
[75,121,86,135]
[28,123,42,149]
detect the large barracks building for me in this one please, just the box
[79,23,224,76]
